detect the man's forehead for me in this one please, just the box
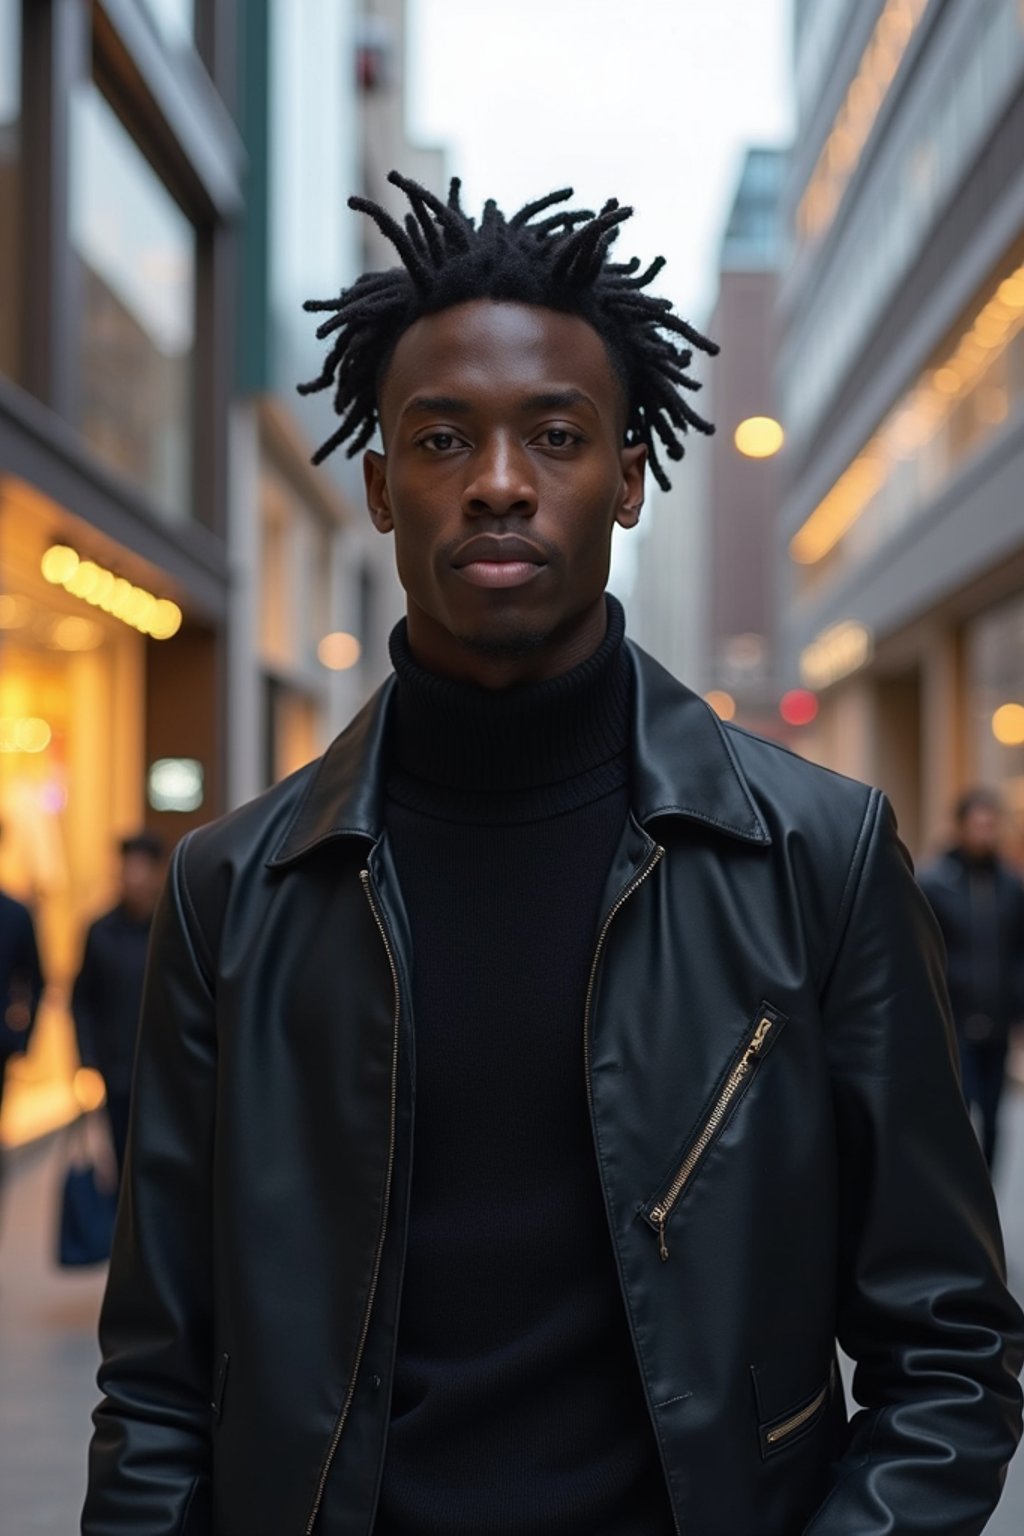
[379,299,624,417]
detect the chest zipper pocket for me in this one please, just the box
[643,1002,787,1261]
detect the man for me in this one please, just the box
[0,829,44,1187]
[72,832,164,1179]
[919,788,1024,1169]
[84,176,1023,1536]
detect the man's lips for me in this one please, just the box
[451,534,548,590]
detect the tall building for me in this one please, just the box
[230,0,367,809]
[627,145,787,731]
[777,0,1024,860]
[705,147,788,735]
[353,0,448,689]
[0,0,243,1144]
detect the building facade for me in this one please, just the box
[0,0,243,1144]
[627,146,787,737]
[777,0,1024,861]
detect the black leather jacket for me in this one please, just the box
[84,643,1024,1536]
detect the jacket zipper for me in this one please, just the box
[582,841,682,1536]
[648,1012,777,1262]
[304,869,401,1536]
[765,1378,830,1446]
[583,843,665,1103]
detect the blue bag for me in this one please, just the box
[56,1119,118,1267]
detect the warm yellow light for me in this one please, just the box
[67,559,102,600]
[41,544,80,585]
[73,1067,107,1113]
[997,273,1024,309]
[147,599,183,639]
[992,703,1024,746]
[51,615,104,651]
[797,0,926,246]
[0,717,52,754]
[40,542,183,639]
[705,690,736,721]
[317,631,362,671]
[932,367,962,395]
[734,417,785,459]
[800,622,872,690]
[0,594,31,628]
[17,717,52,753]
[132,592,158,633]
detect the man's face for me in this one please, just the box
[960,806,999,860]
[120,853,162,917]
[364,300,646,683]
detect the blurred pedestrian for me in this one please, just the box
[0,823,45,1202]
[72,832,164,1180]
[84,178,1023,1536]
[919,788,1024,1169]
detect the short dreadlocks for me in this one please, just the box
[299,171,718,491]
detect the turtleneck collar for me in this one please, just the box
[386,595,631,810]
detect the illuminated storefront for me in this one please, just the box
[0,5,240,1144]
[0,481,149,1144]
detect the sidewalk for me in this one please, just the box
[2,1095,1024,1534]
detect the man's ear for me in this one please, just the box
[615,443,647,530]
[364,450,393,533]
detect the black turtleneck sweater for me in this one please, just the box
[371,598,675,1536]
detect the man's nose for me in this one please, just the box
[462,436,538,518]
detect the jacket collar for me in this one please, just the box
[268,639,770,867]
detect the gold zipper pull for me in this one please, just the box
[656,1211,669,1262]
[751,1016,774,1052]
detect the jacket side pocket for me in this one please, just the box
[753,1358,834,1460]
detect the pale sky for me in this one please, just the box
[407,0,795,329]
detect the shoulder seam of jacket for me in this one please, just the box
[174,831,215,996]
[816,786,883,997]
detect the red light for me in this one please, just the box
[780,689,819,727]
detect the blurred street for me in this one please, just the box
[2,1088,1023,1534]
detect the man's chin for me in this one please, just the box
[448,618,551,659]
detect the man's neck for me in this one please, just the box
[403,595,609,689]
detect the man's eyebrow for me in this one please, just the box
[522,389,598,413]
[402,395,471,416]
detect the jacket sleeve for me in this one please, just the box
[804,791,1024,1536]
[82,833,216,1536]
[72,925,101,1071]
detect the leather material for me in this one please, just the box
[83,642,1024,1536]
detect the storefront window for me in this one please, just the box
[69,84,196,523]
[966,596,1024,861]
[0,0,22,381]
[0,479,147,1147]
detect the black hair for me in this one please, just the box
[120,831,165,862]
[298,171,718,491]
[954,787,1002,825]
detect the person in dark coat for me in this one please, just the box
[72,832,165,1179]
[0,828,45,1178]
[919,788,1024,1168]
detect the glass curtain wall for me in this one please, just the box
[69,84,196,522]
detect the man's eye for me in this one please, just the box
[536,428,581,448]
[421,432,459,451]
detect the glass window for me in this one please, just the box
[69,85,196,522]
[0,0,22,380]
[138,0,194,49]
